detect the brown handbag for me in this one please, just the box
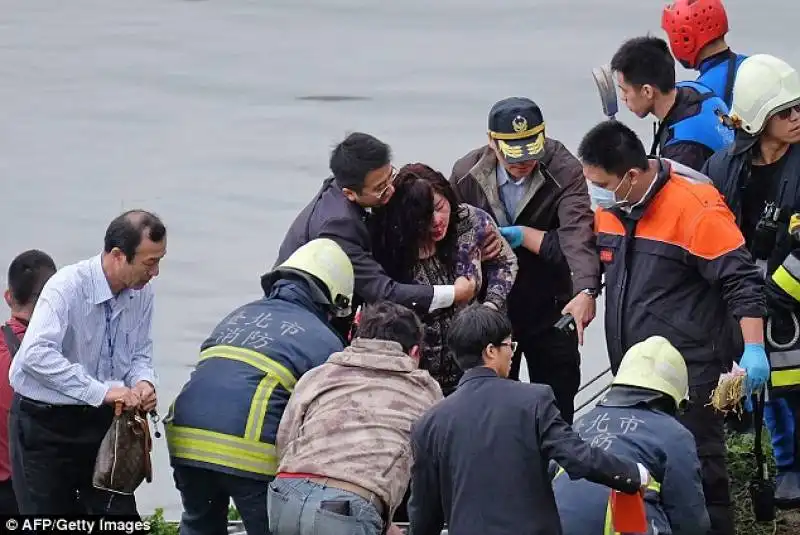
[92,401,153,495]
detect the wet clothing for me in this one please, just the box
[596,158,766,535]
[450,140,597,421]
[166,279,344,481]
[696,50,748,108]
[651,83,735,172]
[554,402,709,535]
[407,367,643,535]
[275,338,442,523]
[276,177,435,316]
[372,203,517,395]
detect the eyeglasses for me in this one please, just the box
[498,341,518,353]
[776,104,800,120]
[374,166,397,200]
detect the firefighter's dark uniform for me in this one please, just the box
[165,278,344,535]
[596,158,766,535]
[553,397,709,535]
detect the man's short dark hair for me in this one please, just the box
[611,36,676,93]
[578,121,650,178]
[8,250,56,306]
[329,132,391,193]
[447,304,512,371]
[104,210,166,262]
[353,301,423,353]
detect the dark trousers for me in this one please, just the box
[510,326,581,424]
[8,393,138,516]
[173,464,271,535]
[0,479,18,514]
[679,381,734,535]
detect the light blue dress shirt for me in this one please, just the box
[9,254,157,407]
[496,164,529,224]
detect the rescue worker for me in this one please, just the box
[450,97,600,424]
[702,54,800,509]
[165,238,354,535]
[610,36,735,172]
[662,0,748,108]
[275,132,492,337]
[578,119,768,535]
[553,335,710,535]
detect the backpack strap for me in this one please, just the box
[2,323,21,357]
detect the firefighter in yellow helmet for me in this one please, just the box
[165,238,354,535]
[703,54,800,509]
[553,336,709,535]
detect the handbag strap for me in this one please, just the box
[2,323,21,357]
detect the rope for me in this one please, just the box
[766,311,800,350]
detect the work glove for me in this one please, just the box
[739,343,770,411]
[499,226,524,249]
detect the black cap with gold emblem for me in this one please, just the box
[488,97,546,163]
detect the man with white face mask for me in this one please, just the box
[579,119,768,535]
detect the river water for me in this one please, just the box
[1,0,798,520]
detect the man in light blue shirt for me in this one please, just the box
[8,210,166,516]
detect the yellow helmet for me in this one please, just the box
[262,238,354,317]
[612,336,689,409]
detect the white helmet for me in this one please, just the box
[730,54,800,135]
[262,238,354,317]
[612,336,689,409]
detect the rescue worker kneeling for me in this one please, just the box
[164,238,354,535]
[553,336,710,535]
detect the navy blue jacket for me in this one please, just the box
[275,177,434,315]
[166,279,344,479]
[407,367,643,535]
[553,403,709,535]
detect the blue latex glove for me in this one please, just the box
[499,226,524,249]
[740,343,770,411]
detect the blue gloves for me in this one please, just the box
[740,343,770,412]
[499,226,524,249]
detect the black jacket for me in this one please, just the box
[275,178,434,315]
[407,367,642,535]
[597,160,765,385]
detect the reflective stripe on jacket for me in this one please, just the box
[165,280,344,480]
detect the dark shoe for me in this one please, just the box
[775,471,800,510]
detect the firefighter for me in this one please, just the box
[164,238,354,535]
[553,336,709,535]
[661,0,748,108]
[703,54,800,509]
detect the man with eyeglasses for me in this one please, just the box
[407,304,653,535]
[703,54,800,510]
[277,132,497,337]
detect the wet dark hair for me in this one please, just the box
[578,120,650,178]
[370,163,462,282]
[330,132,391,193]
[104,210,166,263]
[354,301,424,353]
[447,303,513,371]
[8,250,57,306]
[611,36,676,94]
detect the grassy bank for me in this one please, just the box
[144,433,800,534]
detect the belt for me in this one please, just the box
[305,476,386,516]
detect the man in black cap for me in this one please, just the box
[449,97,599,423]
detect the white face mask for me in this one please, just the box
[588,174,633,209]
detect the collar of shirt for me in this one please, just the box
[496,163,529,188]
[88,254,132,314]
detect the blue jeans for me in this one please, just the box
[268,478,384,535]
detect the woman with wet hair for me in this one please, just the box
[370,162,518,395]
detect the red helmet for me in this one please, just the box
[661,0,729,68]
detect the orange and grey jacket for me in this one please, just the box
[596,159,766,385]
